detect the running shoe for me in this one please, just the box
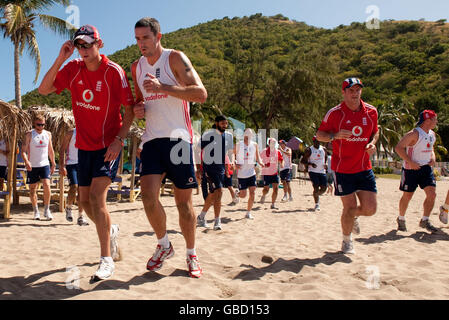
[314,204,321,212]
[439,206,448,224]
[352,217,360,235]
[110,224,122,262]
[271,204,279,210]
[246,212,254,220]
[44,209,53,221]
[233,193,240,204]
[94,257,115,280]
[186,255,202,278]
[65,207,73,222]
[281,195,288,202]
[259,195,266,204]
[147,242,175,272]
[341,240,355,254]
[77,216,89,226]
[197,215,209,228]
[396,217,407,232]
[34,210,41,221]
[288,196,294,202]
[419,219,438,233]
[214,220,222,231]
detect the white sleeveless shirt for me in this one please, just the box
[235,140,257,179]
[137,49,193,144]
[66,129,78,165]
[403,127,435,169]
[0,140,7,166]
[308,145,326,174]
[280,147,292,170]
[29,130,50,168]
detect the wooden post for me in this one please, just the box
[130,136,137,202]
[59,133,65,213]
[12,141,19,205]
[4,127,17,219]
[117,145,124,201]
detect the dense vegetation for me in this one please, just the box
[18,14,449,160]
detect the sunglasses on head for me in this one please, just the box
[73,41,95,50]
[35,123,45,127]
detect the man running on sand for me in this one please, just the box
[132,17,207,278]
[395,110,439,233]
[39,25,135,280]
[259,138,284,210]
[279,140,293,202]
[316,78,379,254]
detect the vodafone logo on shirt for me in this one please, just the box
[352,126,363,137]
[83,89,94,103]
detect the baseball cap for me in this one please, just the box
[417,110,437,126]
[215,115,227,122]
[279,140,286,144]
[342,78,364,90]
[73,25,100,44]
[312,136,317,142]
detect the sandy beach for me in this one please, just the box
[1,176,449,300]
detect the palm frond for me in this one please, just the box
[38,13,76,38]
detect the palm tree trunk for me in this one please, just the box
[14,42,22,109]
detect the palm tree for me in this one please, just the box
[0,0,76,108]
[376,102,416,160]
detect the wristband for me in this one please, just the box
[329,133,335,142]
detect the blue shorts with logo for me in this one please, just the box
[27,166,51,184]
[66,164,79,186]
[140,138,198,190]
[309,172,328,187]
[263,174,280,186]
[78,149,120,187]
[0,165,7,180]
[400,165,436,193]
[201,170,225,200]
[238,175,257,190]
[334,170,377,196]
[280,169,292,182]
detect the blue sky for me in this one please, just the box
[1,0,449,103]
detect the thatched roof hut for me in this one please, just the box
[0,100,31,143]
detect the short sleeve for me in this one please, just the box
[318,110,335,133]
[115,67,135,107]
[54,62,75,94]
[277,151,284,161]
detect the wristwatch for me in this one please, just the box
[115,136,125,146]
[329,133,335,142]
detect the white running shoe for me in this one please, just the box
[281,195,288,202]
[259,195,266,204]
[439,206,448,224]
[288,196,293,202]
[197,215,209,228]
[44,209,53,221]
[341,240,355,254]
[233,193,240,204]
[352,217,361,235]
[65,207,73,222]
[34,210,41,221]
[110,224,122,262]
[314,204,321,212]
[94,257,115,280]
[214,220,222,231]
[246,212,254,220]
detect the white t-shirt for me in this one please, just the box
[403,127,435,169]
[235,140,257,179]
[29,130,50,168]
[66,129,78,165]
[308,145,326,174]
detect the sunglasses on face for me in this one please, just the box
[35,123,45,127]
[74,41,95,50]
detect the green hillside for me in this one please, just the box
[20,14,449,159]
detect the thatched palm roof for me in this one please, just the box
[0,100,31,142]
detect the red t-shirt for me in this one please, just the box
[54,55,134,151]
[318,100,378,174]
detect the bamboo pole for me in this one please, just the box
[59,133,65,213]
[3,128,16,219]
[130,136,137,202]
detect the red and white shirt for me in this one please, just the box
[260,148,283,176]
[403,127,435,169]
[54,55,134,151]
[318,100,378,174]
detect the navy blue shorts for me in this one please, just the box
[0,166,7,180]
[263,174,279,186]
[66,164,79,186]
[223,174,233,188]
[334,170,377,196]
[400,165,436,193]
[280,169,292,182]
[238,175,257,190]
[309,172,328,187]
[201,170,225,200]
[78,149,120,187]
[327,172,335,184]
[27,166,50,184]
[140,138,198,189]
